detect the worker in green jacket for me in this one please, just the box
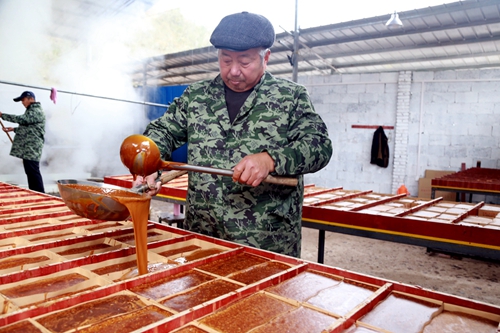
[1,91,46,193]
[136,12,332,257]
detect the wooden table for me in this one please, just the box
[104,176,500,263]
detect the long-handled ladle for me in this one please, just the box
[120,134,298,187]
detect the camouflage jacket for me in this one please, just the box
[1,102,45,162]
[144,72,332,257]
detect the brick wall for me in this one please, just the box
[299,68,500,202]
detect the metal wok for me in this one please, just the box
[57,170,187,221]
[57,179,137,221]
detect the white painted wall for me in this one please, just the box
[300,68,500,203]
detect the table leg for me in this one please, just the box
[318,229,325,264]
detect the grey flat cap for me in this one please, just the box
[210,11,275,51]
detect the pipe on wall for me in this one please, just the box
[0,80,168,108]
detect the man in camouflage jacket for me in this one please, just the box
[141,12,332,257]
[1,91,45,193]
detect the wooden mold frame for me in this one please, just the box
[0,182,499,332]
[12,290,176,333]
[104,173,189,191]
[0,189,32,198]
[0,317,52,333]
[479,204,500,218]
[128,262,310,332]
[0,293,19,316]
[184,289,344,333]
[40,249,302,331]
[300,183,497,227]
[0,249,497,332]
[19,227,89,245]
[303,184,336,195]
[0,237,31,252]
[74,220,134,234]
[348,193,407,212]
[307,191,372,209]
[0,249,66,276]
[459,215,496,227]
[0,215,76,232]
[0,246,141,286]
[302,187,344,204]
[0,227,139,262]
[147,236,233,264]
[48,237,128,260]
[154,273,247,314]
[403,201,485,225]
[81,251,178,282]
[0,203,71,220]
[0,267,113,311]
[352,290,444,333]
[265,271,377,308]
[0,213,92,238]
[311,191,397,211]
[0,194,61,207]
[0,208,82,222]
[0,190,84,222]
[328,287,500,333]
[110,227,180,247]
[170,324,217,333]
[347,290,500,333]
[0,240,298,326]
[305,261,500,332]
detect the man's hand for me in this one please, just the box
[232,152,275,187]
[132,172,161,197]
[2,127,13,132]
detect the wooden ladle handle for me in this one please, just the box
[161,162,298,187]
[159,170,188,184]
[264,174,298,186]
[0,119,13,143]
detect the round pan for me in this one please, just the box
[57,171,188,221]
[57,179,137,221]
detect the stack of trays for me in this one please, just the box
[432,167,500,192]
[1,182,499,332]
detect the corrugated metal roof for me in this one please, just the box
[130,0,500,87]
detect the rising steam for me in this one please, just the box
[0,0,155,190]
